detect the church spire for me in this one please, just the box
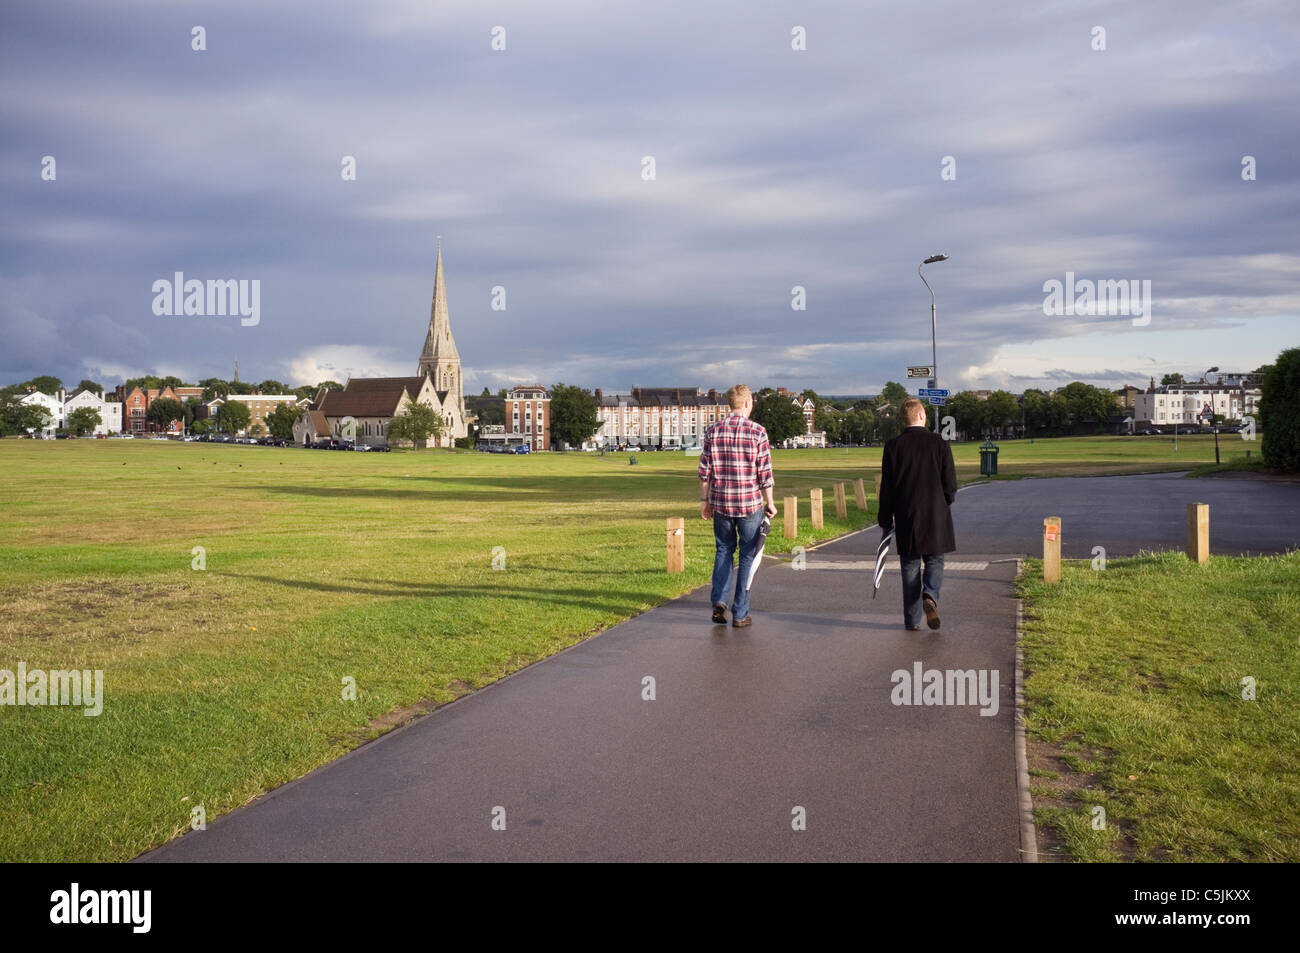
[419,241,460,371]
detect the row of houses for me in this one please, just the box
[589,386,824,450]
[17,386,126,436]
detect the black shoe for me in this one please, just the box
[712,604,727,624]
[923,595,941,630]
[732,615,752,628]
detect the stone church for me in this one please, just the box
[415,242,468,444]
[301,242,468,448]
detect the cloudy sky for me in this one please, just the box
[2,0,1297,397]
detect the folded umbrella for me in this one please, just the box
[745,516,772,591]
[872,528,895,599]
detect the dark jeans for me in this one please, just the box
[899,553,945,628]
[711,508,764,620]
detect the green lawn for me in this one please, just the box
[0,434,1260,860]
[1019,552,1300,861]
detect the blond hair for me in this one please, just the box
[900,396,926,424]
[726,384,752,410]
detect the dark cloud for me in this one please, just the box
[1,0,1296,395]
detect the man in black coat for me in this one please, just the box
[877,397,958,630]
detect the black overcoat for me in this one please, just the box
[877,426,957,556]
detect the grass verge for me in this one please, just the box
[1017,551,1300,861]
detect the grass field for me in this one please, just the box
[1019,553,1300,861]
[0,434,1259,860]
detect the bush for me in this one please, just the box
[454,436,472,449]
[1261,347,1300,472]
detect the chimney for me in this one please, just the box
[708,388,718,403]
[594,388,603,403]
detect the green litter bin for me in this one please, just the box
[979,439,999,476]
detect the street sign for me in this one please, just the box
[927,396,946,406]
[907,366,933,379]
[917,388,950,398]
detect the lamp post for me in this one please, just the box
[1204,366,1221,464]
[918,253,949,432]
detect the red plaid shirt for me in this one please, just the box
[698,413,774,516]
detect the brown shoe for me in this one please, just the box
[732,615,752,628]
[712,604,727,624]
[923,595,941,630]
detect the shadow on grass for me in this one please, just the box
[250,474,690,504]
[213,571,671,614]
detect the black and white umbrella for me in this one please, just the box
[745,516,772,591]
[872,529,895,599]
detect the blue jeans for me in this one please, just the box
[899,553,945,628]
[711,508,764,621]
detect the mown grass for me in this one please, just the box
[1018,552,1300,861]
[0,434,1259,861]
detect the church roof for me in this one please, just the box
[344,376,429,396]
[318,384,408,419]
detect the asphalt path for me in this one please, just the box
[945,471,1300,558]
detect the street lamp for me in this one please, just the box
[1204,366,1221,464]
[918,253,949,432]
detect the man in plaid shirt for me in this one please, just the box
[698,384,777,627]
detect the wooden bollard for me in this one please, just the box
[1187,503,1209,564]
[833,482,847,519]
[666,517,684,574]
[1043,517,1061,583]
[853,478,867,510]
[874,473,882,501]
[784,495,797,539]
[810,488,824,529]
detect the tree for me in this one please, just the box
[549,383,601,448]
[217,400,251,435]
[984,390,1020,435]
[200,378,231,401]
[191,418,212,435]
[751,389,807,444]
[25,375,63,396]
[1261,347,1300,472]
[1160,373,1185,387]
[387,401,444,449]
[257,379,288,395]
[160,376,185,389]
[66,406,102,436]
[945,392,982,438]
[125,375,163,392]
[1058,382,1117,431]
[265,402,299,441]
[249,422,265,437]
[814,404,843,443]
[76,379,103,396]
[1,400,52,435]
[147,397,186,431]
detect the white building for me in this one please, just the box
[594,387,731,449]
[62,388,122,435]
[18,388,64,435]
[1133,384,1260,427]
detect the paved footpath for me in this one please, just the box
[142,528,1023,862]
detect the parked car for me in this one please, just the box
[511,444,530,454]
